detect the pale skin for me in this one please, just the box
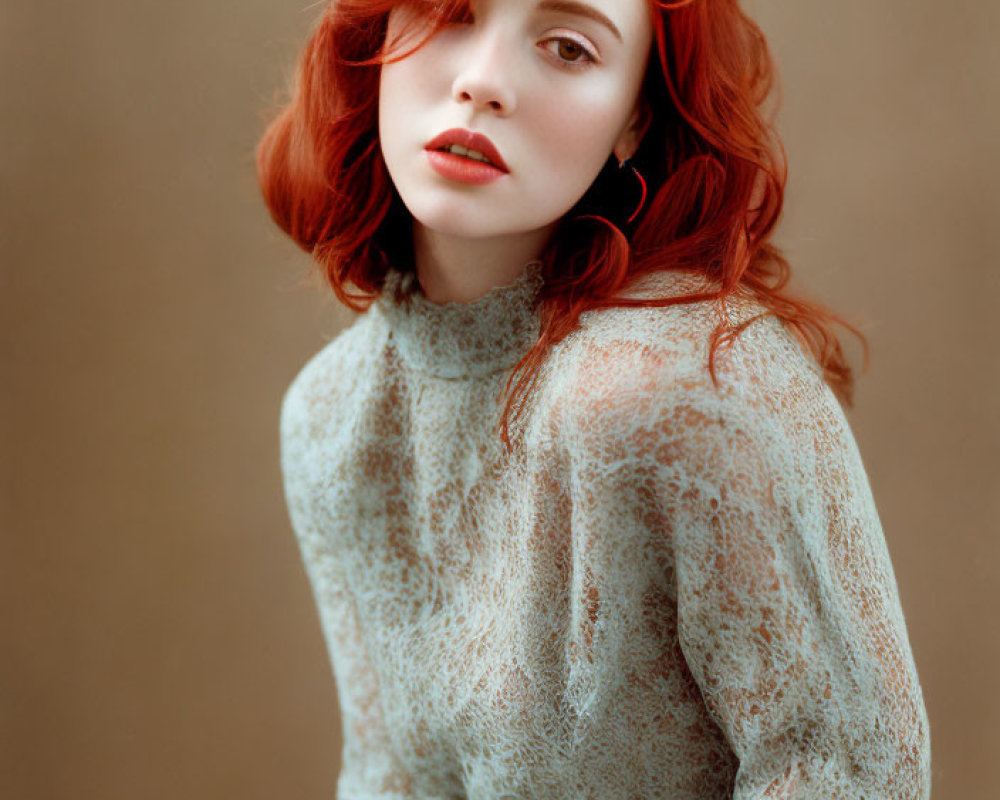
[378,0,654,304]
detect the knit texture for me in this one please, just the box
[279,261,931,800]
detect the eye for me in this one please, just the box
[436,9,599,71]
[540,36,598,70]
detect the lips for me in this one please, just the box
[424,127,509,173]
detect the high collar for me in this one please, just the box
[374,261,546,380]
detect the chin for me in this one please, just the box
[417,217,510,240]
[407,197,506,234]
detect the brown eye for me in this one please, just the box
[541,37,598,70]
[557,40,584,62]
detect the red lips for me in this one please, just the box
[424,128,509,173]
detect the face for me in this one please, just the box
[378,0,654,243]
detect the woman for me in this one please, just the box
[257,0,932,797]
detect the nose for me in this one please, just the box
[451,33,517,115]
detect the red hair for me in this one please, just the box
[257,0,869,450]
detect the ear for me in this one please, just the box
[612,97,652,164]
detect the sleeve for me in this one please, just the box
[279,375,415,800]
[661,339,932,799]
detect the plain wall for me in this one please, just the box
[3,1,997,798]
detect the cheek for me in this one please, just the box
[380,57,414,110]
[378,46,446,140]
[379,63,424,146]
[527,85,631,169]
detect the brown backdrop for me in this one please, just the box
[3,0,997,797]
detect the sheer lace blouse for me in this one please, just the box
[279,261,931,800]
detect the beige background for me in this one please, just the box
[3,0,997,798]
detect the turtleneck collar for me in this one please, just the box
[374,260,545,380]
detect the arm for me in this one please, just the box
[662,338,932,798]
[280,377,414,800]
[567,314,931,799]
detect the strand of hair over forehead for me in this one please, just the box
[255,0,869,455]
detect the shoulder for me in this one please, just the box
[280,310,387,460]
[549,277,839,468]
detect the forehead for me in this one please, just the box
[446,0,651,35]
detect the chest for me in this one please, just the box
[306,366,704,794]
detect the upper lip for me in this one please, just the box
[425,128,509,172]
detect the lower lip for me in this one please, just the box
[425,149,508,185]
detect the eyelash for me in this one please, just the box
[440,14,599,71]
[540,36,599,70]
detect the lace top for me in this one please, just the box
[279,261,931,800]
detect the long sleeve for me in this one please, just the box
[665,334,930,798]
[279,375,415,800]
[566,312,932,799]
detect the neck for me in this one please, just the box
[411,218,557,304]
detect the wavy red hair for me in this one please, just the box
[257,0,869,450]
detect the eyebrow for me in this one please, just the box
[536,0,623,43]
